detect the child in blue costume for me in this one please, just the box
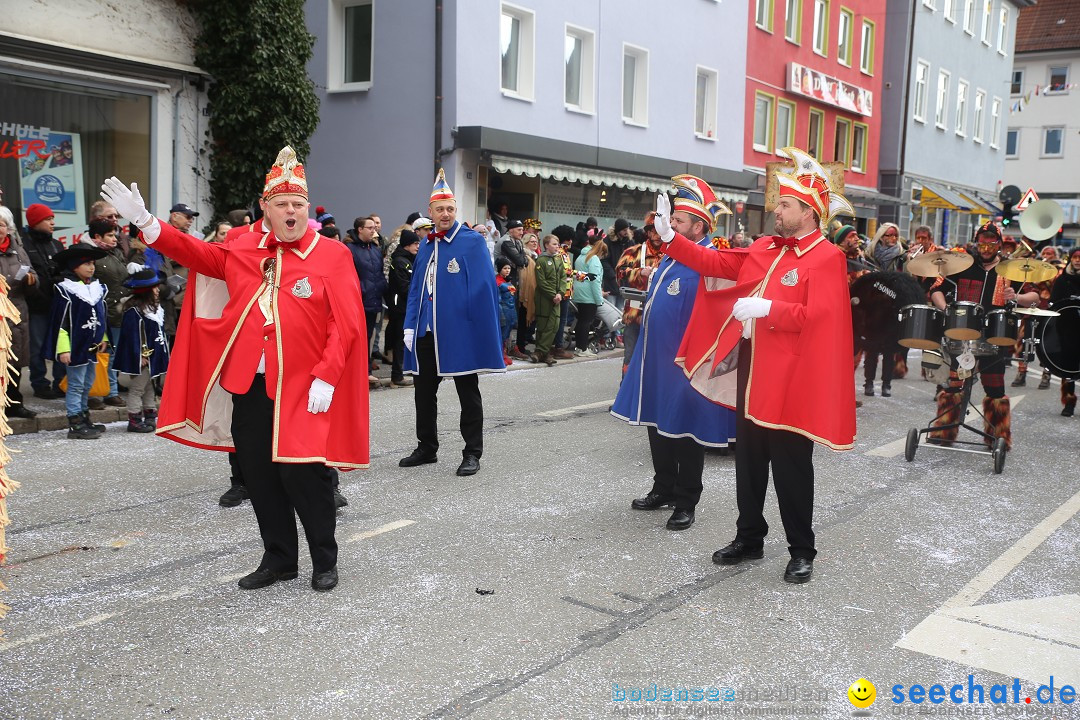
[43,245,109,439]
[495,258,517,365]
[114,269,171,432]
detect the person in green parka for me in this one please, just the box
[532,235,563,366]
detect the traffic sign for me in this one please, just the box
[1016,187,1039,211]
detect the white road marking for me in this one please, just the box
[865,395,1025,458]
[536,400,613,417]
[0,612,118,651]
[895,488,1080,685]
[345,519,416,543]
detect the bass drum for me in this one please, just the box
[1036,303,1080,380]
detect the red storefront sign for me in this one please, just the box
[787,62,873,117]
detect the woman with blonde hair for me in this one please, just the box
[572,239,606,357]
[868,222,905,272]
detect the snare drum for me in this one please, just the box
[898,304,943,350]
[945,301,985,341]
[984,309,1019,346]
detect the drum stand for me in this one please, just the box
[905,366,1008,474]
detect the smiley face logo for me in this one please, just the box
[848,678,876,709]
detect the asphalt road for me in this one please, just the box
[1,353,1077,720]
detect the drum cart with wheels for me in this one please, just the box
[905,369,1007,474]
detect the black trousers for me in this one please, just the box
[228,450,338,488]
[734,340,816,560]
[574,303,598,351]
[647,426,705,511]
[413,334,483,458]
[231,375,337,573]
[388,309,405,380]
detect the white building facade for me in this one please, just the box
[0,0,210,244]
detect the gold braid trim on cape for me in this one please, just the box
[0,275,22,634]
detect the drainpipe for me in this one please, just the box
[434,0,443,176]
[171,81,183,209]
[895,3,917,228]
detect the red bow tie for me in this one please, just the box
[429,230,446,242]
[266,236,298,250]
[777,237,800,249]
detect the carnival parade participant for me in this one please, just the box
[659,148,857,582]
[113,270,170,433]
[615,212,664,375]
[400,170,503,477]
[929,222,1039,450]
[101,146,369,593]
[611,175,737,532]
[1049,247,1080,417]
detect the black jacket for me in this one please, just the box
[388,244,416,315]
[22,228,64,314]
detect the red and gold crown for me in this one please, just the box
[430,168,455,204]
[671,174,731,233]
[774,147,852,226]
[262,146,308,200]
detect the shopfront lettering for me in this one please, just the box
[0,139,48,159]
[0,123,50,140]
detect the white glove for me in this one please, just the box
[732,297,772,322]
[307,378,334,414]
[654,194,675,243]
[403,328,415,352]
[126,262,144,275]
[101,177,159,242]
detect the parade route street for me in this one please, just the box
[2,355,1078,719]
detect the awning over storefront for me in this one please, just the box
[957,192,999,216]
[973,192,1002,215]
[844,185,902,206]
[490,154,749,204]
[919,182,975,211]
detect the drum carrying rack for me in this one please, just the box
[905,370,1008,474]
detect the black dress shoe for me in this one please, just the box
[219,484,249,507]
[456,455,480,476]
[711,540,765,565]
[666,508,695,530]
[630,492,673,511]
[312,566,338,592]
[399,449,437,467]
[237,567,299,590]
[334,489,349,508]
[6,404,37,419]
[783,557,813,584]
[33,386,61,400]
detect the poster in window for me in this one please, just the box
[19,131,85,229]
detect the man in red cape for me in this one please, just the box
[658,147,856,584]
[100,146,368,593]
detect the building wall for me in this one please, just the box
[744,0,886,190]
[1004,50,1080,198]
[0,0,209,238]
[899,0,1019,190]
[303,0,438,230]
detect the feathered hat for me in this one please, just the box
[773,147,853,226]
[671,174,731,234]
[430,168,455,204]
[262,146,308,200]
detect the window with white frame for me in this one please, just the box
[860,20,875,74]
[1010,68,1024,95]
[936,69,950,129]
[775,99,796,150]
[1005,128,1018,157]
[943,0,956,22]
[328,0,374,91]
[990,97,1001,147]
[785,0,801,43]
[622,44,649,126]
[923,0,936,8]
[973,90,986,142]
[1042,127,1064,157]
[851,122,867,172]
[812,0,828,55]
[695,67,718,138]
[835,117,851,165]
[753,92,775,152]
[1047,65,1070,94]
[756,0,774,31]
[963,0,976,34]
[955,80,969,136]
[980,0,992,45]
[838,8,853,66]
[914,60,930,122]
[564,25,595,113]
[997,6,1009,54]
[501,4,535,99]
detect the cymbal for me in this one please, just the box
[996,258,1060,284]
[1014,306,1060,317]
[906,250,974,278]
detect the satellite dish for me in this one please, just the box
[999,185,1022,205]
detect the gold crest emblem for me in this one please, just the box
[292,277,313,299]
